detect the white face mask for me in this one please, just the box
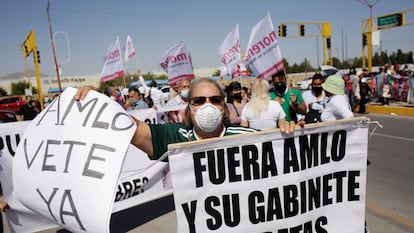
[193,103,222,133]
[180,89,189,98]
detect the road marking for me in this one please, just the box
[373,133,414,143]
[366,202,414,229]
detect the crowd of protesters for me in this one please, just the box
[2,63,412,233]
[95,62,414,131]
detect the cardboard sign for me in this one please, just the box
[12,87,136,233]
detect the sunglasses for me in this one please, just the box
[191,96,224,106]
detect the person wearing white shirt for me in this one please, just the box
[139,75,164,109]
[240,78,289,130]
[320,75,353,122]
[301,73,327,123]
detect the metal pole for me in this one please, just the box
[47,0,62,93]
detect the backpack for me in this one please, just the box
[144,88,154,108]
[304,109,321,124]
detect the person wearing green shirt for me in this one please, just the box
[269,70,307,123]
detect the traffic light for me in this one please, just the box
[299,24,305,36]
[326,38,331,49]
[35,50,40,63]
[362,34,367,47]
[279,24,287,37]
[22,45,29,57]
[396,13,403,26]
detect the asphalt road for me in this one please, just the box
[3,113,414,232]
[362,113,414,233]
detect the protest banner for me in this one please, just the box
[156,41,195,86]
[101,36,125,82]
[244,14,284,79]
[168,118,369,233]
[219,25,241,79]
[0,121,59,233]
[12,87,136,233]
[0,103,187,232]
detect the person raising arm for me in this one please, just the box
[75,78,295,160]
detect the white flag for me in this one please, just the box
[156,41,194,86]
[219,65,230,77]
[244,14,284,79]
[125,35,136,62]
[100,36,124,82]
[219,25,241,79]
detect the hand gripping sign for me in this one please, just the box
[168,118,369,233]
[12,87,136,233]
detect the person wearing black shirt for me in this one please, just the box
[17,95,38,121]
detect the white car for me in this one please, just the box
[296,76,312,90]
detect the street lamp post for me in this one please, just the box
[357,0,380,72]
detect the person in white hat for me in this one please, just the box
[320,75,353,122]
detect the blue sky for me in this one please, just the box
[0,0,413,77]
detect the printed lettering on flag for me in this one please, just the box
[219,25,241,79]
[155,41,194,86]
[244,14,284,79]
[101,36,125,82]
[125,35,136,63]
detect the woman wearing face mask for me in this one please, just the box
[225,81,246,125]
[75,78,295,160]
[301,73,327,124]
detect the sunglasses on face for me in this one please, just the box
[190,96,224,106]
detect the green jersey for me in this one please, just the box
[149,124,257,160]
[269,88,303,122]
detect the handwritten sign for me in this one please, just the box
[12,87,136,233]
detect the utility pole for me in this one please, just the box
[47,0,63,93]
[21,30,44,110]
[357,0,380,72]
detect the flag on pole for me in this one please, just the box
[155,41,194,86]
[125,35,136,63]
[100,36,124,82]
[219,65,230,77]
[219,25,241,79]
[244,14,284,79]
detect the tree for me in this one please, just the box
[0,87,8,97]
[10,81,38,95]
[212,69,221,76]
[332,57,342,68]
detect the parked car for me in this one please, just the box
[296,76,313,90]
[0,95,26,113]
[0,109,18,123]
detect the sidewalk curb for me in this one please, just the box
[366,105,414,117]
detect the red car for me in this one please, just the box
[0,96,26,113]
[0,109,18,123]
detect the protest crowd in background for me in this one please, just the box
[1,13,413,233]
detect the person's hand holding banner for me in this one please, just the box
[12,87,136,233]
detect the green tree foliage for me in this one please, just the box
[0,87,8,97]
[10,81,38,95]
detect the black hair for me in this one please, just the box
[312,72,324,81]
[151,80,157,87]
[129,87,140,94]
